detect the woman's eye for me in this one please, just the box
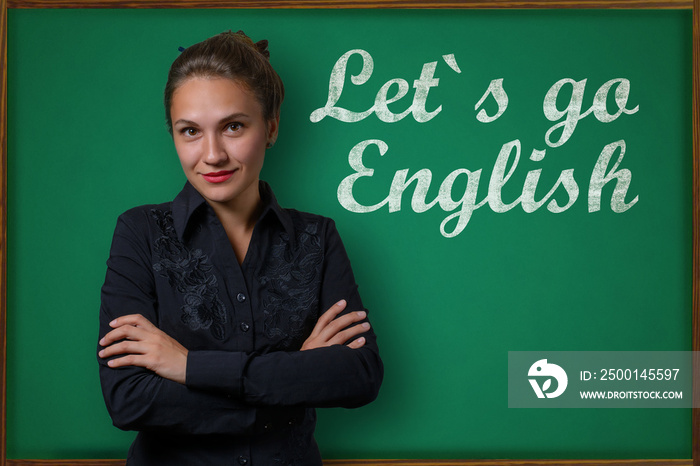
[180,128,199,137]
[226,122,242,133]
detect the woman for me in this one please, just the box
[97,30,383,465]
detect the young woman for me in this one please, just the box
[97,30,383,465]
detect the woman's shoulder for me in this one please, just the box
[282,207,329,223]
[112,201,176,240]
[280,206,335,229]
[275,207,344,248]
[117,201,174,224]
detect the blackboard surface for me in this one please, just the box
[5,7,693,460]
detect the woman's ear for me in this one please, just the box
[267,115,280,148]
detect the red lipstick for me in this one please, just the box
[202,170,235,183]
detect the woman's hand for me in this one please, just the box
[99,314,189,384]
[301,300,370,351]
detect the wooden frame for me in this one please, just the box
[0,0,697,465]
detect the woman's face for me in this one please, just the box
[170,77,278,211]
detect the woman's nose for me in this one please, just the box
[203,134,228,165]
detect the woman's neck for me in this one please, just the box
[208,182,262,264]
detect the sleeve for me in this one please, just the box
[185,218,384,408]
[98,210,281,435]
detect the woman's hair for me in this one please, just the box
[164,30,285,135]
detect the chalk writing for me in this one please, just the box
[475,79,508,123]
[337,139,634,238]
[544,78,639,148]
[310,49,459,123]
[311,49,640,238]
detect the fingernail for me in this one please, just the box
[109,320,117,327]
[362,322,370,329]
[98,350,104,357]
[337,299,346,307]
[107,360,114,367]
[99,338,105,346]
[357,337,365,343]
[357,311,366,319]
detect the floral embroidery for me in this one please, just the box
[150,208,227,340]
[259,219,323,350]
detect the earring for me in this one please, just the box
[266,141,274,148]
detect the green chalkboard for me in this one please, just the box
[5,7,693,460]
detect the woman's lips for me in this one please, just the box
[202,170,235,183]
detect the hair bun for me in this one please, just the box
[255,39,270,59]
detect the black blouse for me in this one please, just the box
[98,181,383,465]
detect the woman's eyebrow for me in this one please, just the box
[174,113,251,127]
[218,112,250,123]
[173,118,199,127]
